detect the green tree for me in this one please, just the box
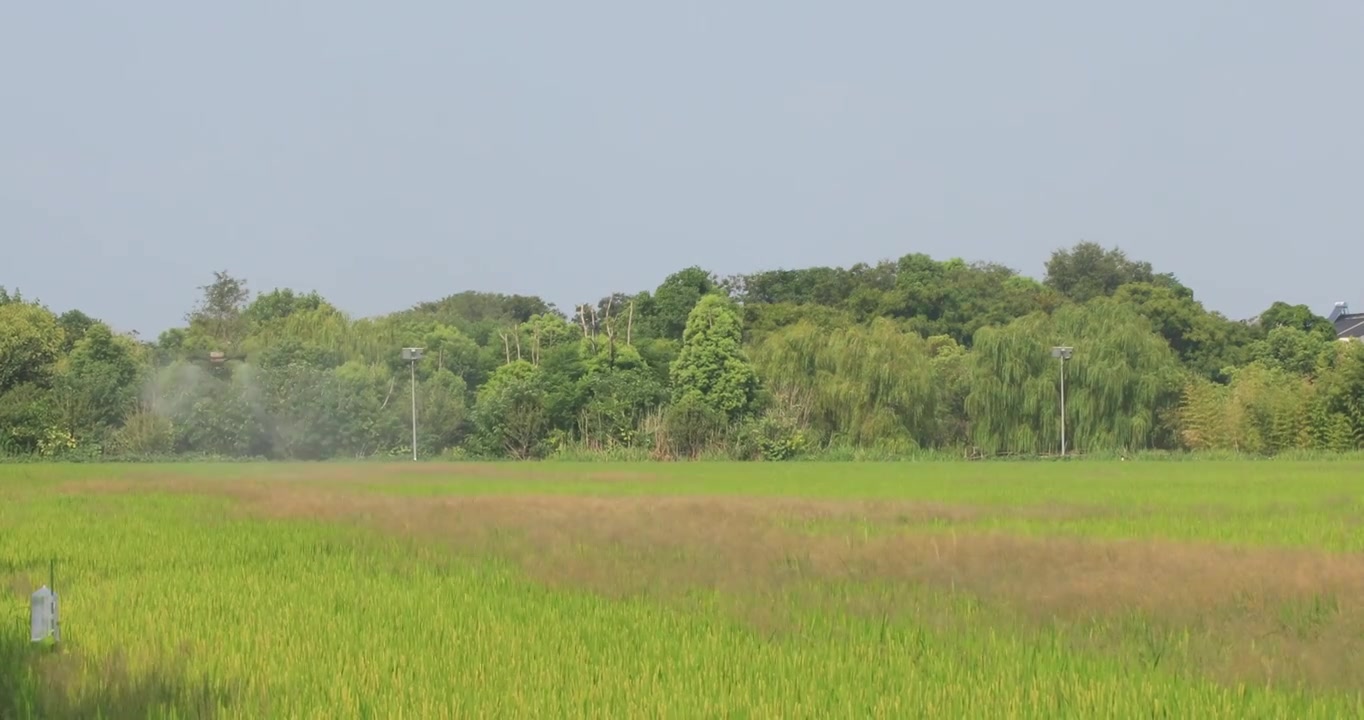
[651,266,718,340]
[255,338,343,372]
[471,360,550,458]
[1247,326,1333,378]
[1310,343,1364,449]
[53,323,144,442]
[967,298,1184,455]
[752,318,943,449]
[1256,301,1336,342]
[259,362,342,459]
[662,392,725,459]
[0,383,59,455]
[0,302,63,393]
[421,324,484,386]
[149,361,269,457]
[740,302,856,347]
[1114,282,1257,380]
[1044,242,1185,303]
[186,271,252,349]
[522,312,578,366]
[927,335,972,448]
[244,288,328,327]
[576,364,667,449]
[57,309,98,353]
[732,265,859,307]
[669,294,758,419]
[416,369,469,455]
[14,248,1364,462]
[1243,363,1313,453]
[406,291,557,346]
[330,361,410,457]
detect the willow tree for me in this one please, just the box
[333,316,465,370]
[966,298,1183,455]
[243,305,354,358]
[751,318,941,449]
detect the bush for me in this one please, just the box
[660,393,726,459]
[106,410,174,456]
[731,413,808,461]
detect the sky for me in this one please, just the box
[3,1,1362,337]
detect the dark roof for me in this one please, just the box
[1336,313,1364,340]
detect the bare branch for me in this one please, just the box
[378,377,397,411]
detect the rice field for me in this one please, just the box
[3,461,1364,718]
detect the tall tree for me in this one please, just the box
[967,298,1184,455]
[244,288,328,326]
[576,360,667,449]
[651,266,718,340]
[56,309,98,353]
[669,294,758,419]
[1247,326,1334,378]
[752,318,944,449]
[1255,301,1336,342]
[736,265,857,306]
[471,360,551,459]
[0,302,63,393]
[1113,282,1256,380]
[187,271,252,349]
[1044,242,1185,303]
[53,323,144,440]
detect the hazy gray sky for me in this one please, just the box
[4,1,1362,336]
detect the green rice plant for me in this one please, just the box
[3,462,1364,718]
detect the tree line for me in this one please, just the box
[2,242,1361,461]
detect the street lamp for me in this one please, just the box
[401,347,424,461]
[1051,346,1073,458]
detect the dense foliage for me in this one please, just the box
[3,242,1361,460]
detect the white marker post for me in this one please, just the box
[30,560,59,645]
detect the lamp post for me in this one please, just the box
[401,347,424,461]
[1051,346,1073,458]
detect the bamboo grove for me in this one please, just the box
[2,242,1362,460]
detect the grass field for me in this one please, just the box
[3,461,1364,718]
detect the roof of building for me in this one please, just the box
[1336,313,1364,340]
